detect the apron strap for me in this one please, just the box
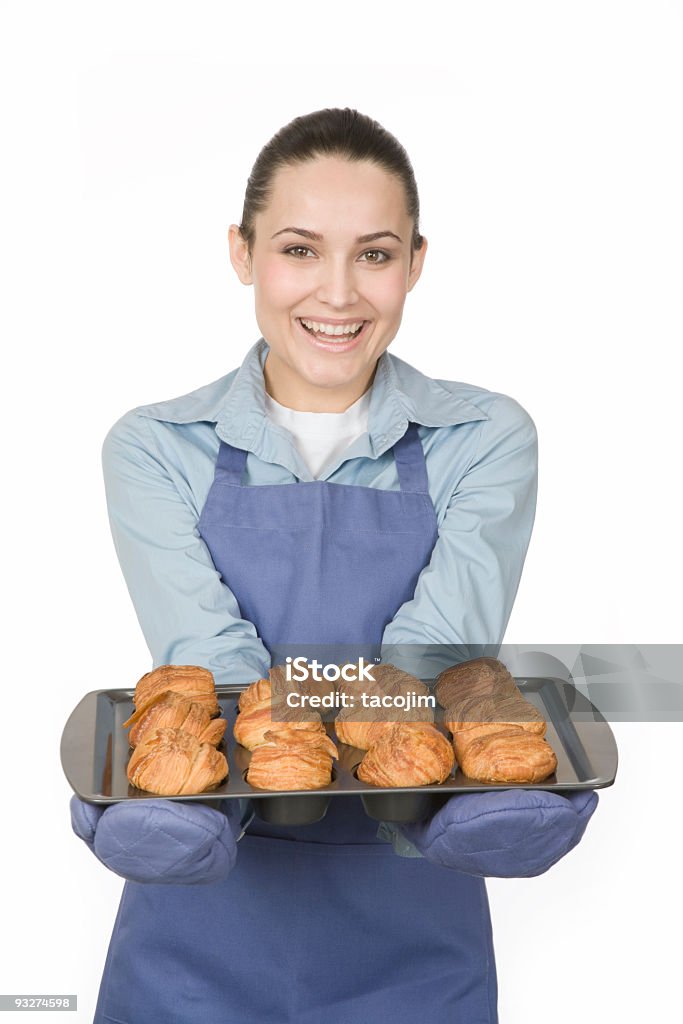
[215,440,248,484]
[392,422,430,495]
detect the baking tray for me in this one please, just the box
[60,677,618,825]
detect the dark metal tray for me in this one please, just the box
[61,678,618,825]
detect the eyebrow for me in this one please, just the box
[271,227,403,244]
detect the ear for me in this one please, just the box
[406,236,428,293]
[228,224,253,285]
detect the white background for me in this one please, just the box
[1,1,681,1021]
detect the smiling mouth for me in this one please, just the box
[297,318,367,341]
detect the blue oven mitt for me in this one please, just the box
[70,795,246,885]
[399,789,598,877]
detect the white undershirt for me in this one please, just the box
[264,388,371,478]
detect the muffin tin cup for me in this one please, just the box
[61,678,618,825]
[253,793,332,826]
[360,790,450,823]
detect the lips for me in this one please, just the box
[298,319,365,340]
[295,317,370,352]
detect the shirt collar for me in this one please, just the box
[137,337,489,467]
[366,342,488,455]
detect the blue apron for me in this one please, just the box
[94,423,497,1024]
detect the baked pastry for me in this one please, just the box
[246,728,338,791]
[458,727,558,784]
[127,664,219,719]
[126,691,227,748]
[233,696,324,751]
[334,663,433,748]
[239,664,336,712]
[445,694,546,759]
[238,676,272,712]
[435,657,520,709]
[445,693,545,732]
[435,658,558,782]
[334,717,392,750]
[337,662,430,703]
[127,727,228,795]
[357,723,454,787]
[274,661,337,701]
[335,703,433,750]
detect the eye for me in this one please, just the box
[360,249,392,264]
[281,245,392,264]
[283,245,315,259]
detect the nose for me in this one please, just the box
[314,255,360,309]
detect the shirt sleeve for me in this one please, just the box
[380,394,538,677]
[101,412,272,686]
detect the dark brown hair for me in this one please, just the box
[239,107,424,265]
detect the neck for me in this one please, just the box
[263,353,377,412]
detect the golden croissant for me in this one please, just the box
[357,722,454,788]
[334,663,433,749]
[271,662,337,702]
[334,718,394,750]
[445,693,545,732]
[246,728,338,791]
[446,695,546,761]
[129,664,219,719]
[335,703,433,750]
[234,696,324,751]
[458,727,558,784]
[127,727,228,795]
[238,666,295,712]
[435,657,518,710]
[337,662,430,703]
[435,659,558,783]
[244,662,334,701]
[239,664,336,714]
[238,676,272,712]
[124,691,227,748]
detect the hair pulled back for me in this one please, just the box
[239,107,424,262]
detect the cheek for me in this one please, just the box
[254,259,305,309]
[371,272,409,317]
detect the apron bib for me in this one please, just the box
[94,423,498,1024]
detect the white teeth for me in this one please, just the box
[300,318,364,336]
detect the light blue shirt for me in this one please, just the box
[102,337,538,686]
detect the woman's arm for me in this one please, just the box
[380,394,538,674]
[378,399,601,872]
[69,413,261,885]
[102,412,271,684]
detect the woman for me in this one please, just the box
[71,108,597,1024]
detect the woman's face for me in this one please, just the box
[229,156,427,411]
